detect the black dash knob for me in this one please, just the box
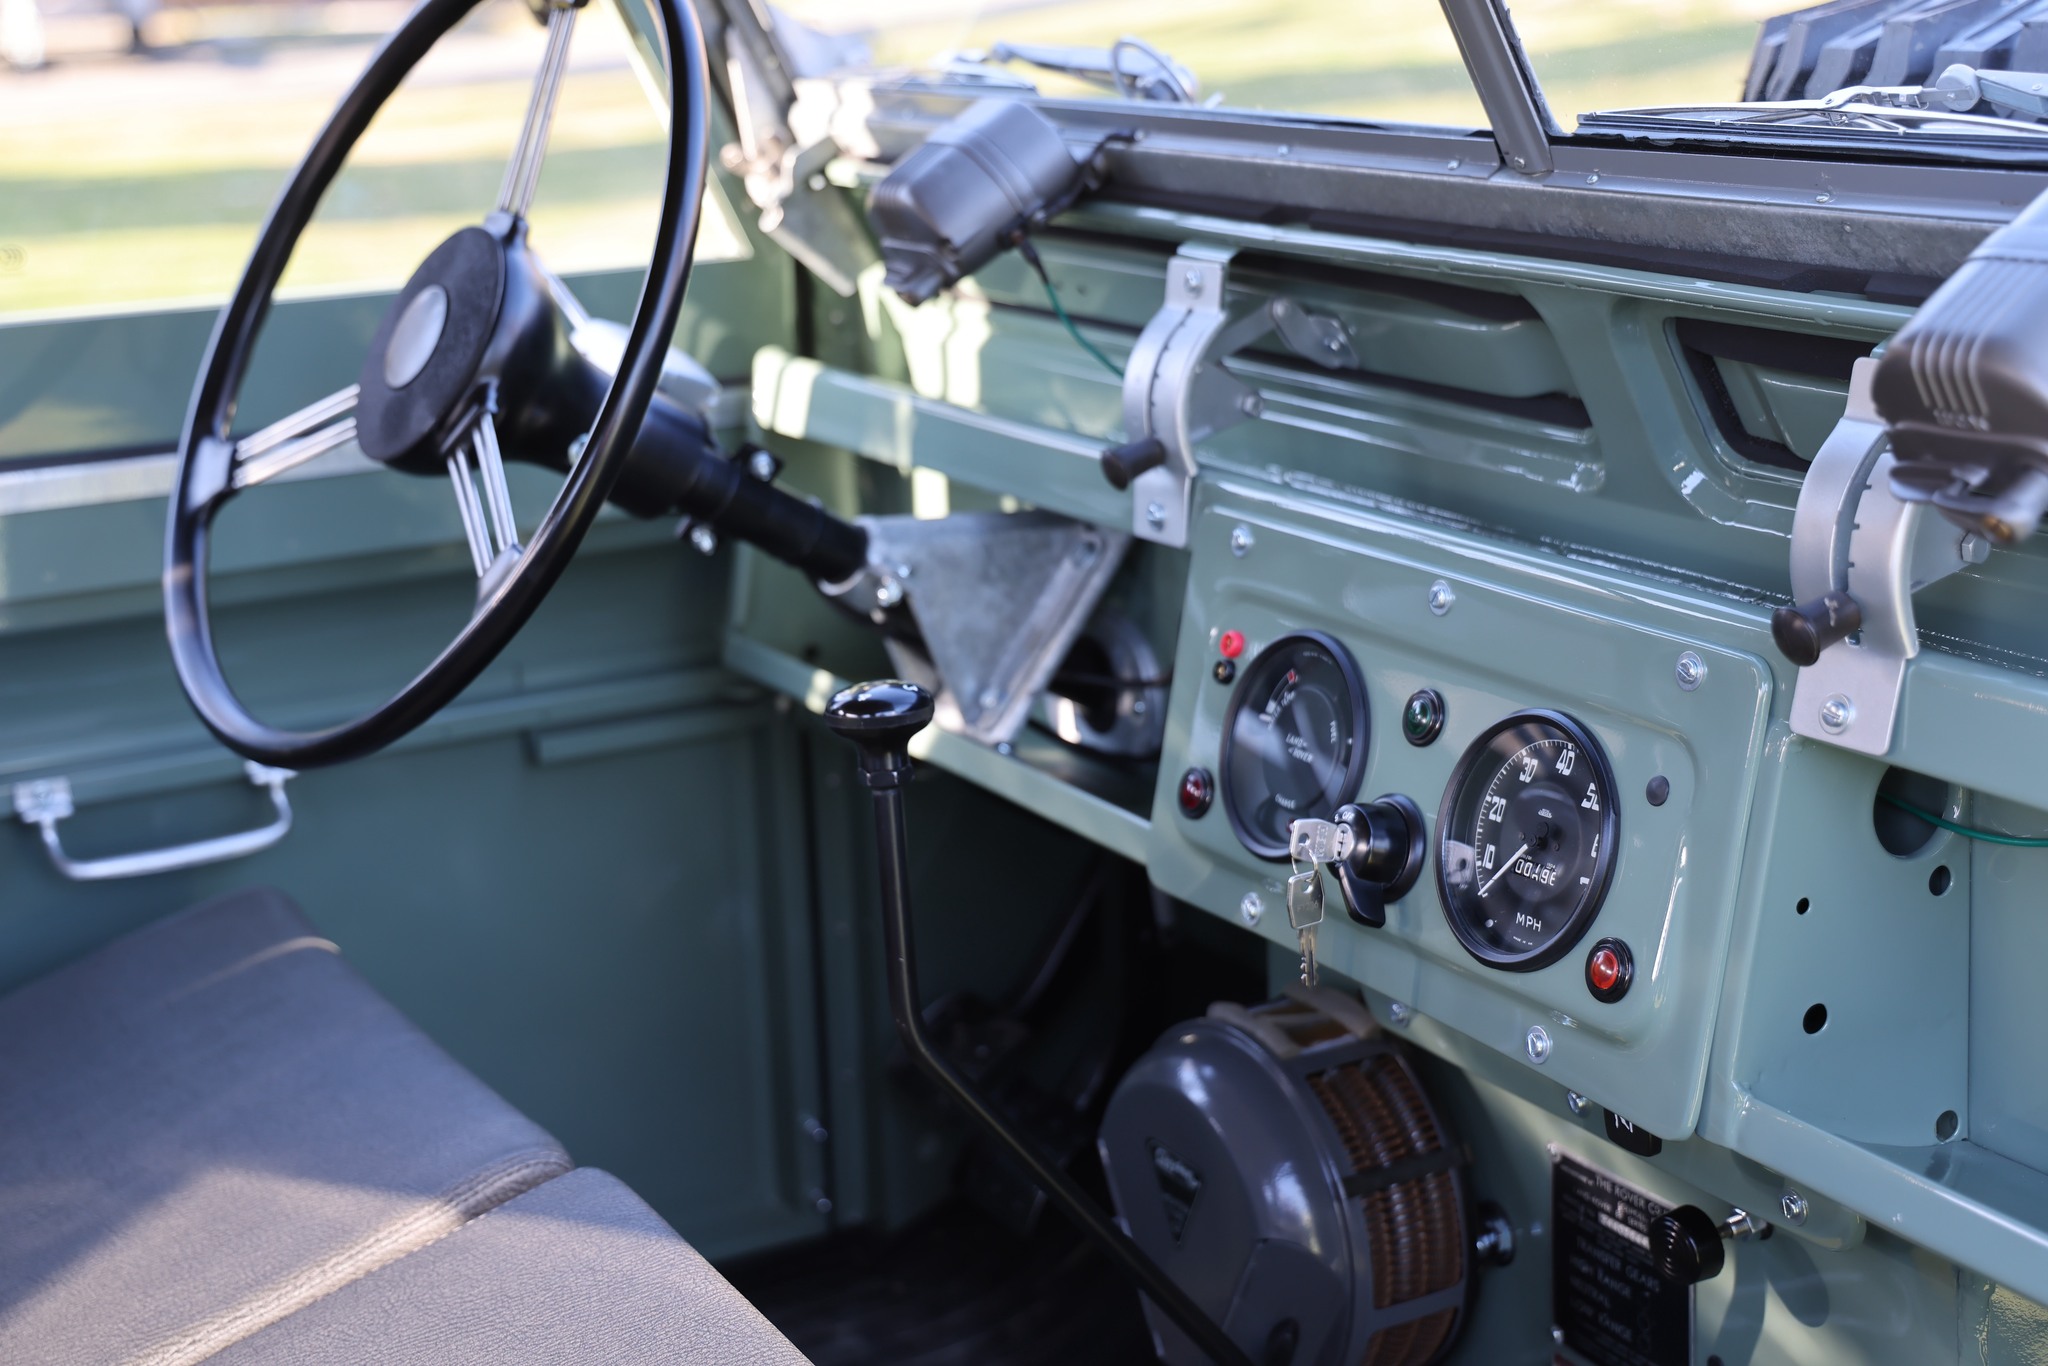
[1652,1204,1728,1285]
[1101,436,1168,490]
[1771,590,1861,668]
[823,680,934,789]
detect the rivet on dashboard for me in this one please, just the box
[1230,525,1254,557]
[1428,580,1455,616]
[1526,1025,1552,1065]
[1820,694,1854,733]
[1675,651,1706,691]
[1239,892,1263,926]
[1566,1090,1589,1116]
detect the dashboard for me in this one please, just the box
[1149,485,1771,1141]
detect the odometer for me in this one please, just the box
[1437,710,1618,971]
[1218,633,1369,859]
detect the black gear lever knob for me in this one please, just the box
[824,680,935,789]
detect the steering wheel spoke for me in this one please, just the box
[497,1,580,221]
[232,385,360,491]
[443,407,522,581]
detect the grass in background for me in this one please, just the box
[784,0,1785,128]
[0,0,716,317]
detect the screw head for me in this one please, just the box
[1239,393,1264,417]
[1388,1001,1412,1027]
[1230,525,1254,557]
[977,687,1003,711]
[874,578,904,607]
[1819,694,1854,734]
[1675,651,1706,691]
[1566,1090,1589,1116]
[1428,580,1455,615]
[1239,892,1263,926]
[747,449,778,481]
[688,523,719,556]
[1144,502,1168,531]
[1526,1025,1552,1065]
[1183,268,1202,290]
[1780,1190,1809,1225]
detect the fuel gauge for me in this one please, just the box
[1217,632,1369,858]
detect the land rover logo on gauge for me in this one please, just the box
[1217,632,1369,859]
[1437,710,1618,971]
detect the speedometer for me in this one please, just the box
[1437,710,1618,971]
[1218,632,1369,859]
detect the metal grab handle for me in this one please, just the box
[12,762,296,882]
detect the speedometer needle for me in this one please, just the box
[1477,843,1529,898]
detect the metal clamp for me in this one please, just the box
[1114,245,1356,546]
[13,762,297,882]
[1784,358,1987,755]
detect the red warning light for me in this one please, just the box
[1588,948,1621,993]
[1218,630,1245,659]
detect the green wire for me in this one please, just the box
[1017,239,1124,379]
[1877,792,2048,848]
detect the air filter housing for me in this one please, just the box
[1099,989,1468,1366]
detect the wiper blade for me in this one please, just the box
[944,36,1201,103]
[1585,61,2048,137]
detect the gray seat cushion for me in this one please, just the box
[0,888,571,1366]
[212,1167,812,1365]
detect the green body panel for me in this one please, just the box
[723,193,2048,1355]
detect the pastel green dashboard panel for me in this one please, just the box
[1143,481,1772,1141]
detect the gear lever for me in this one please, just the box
[823,680,1257,1366]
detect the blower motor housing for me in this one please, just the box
[1099,989,1469,1366]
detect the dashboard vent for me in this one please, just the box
[1675,318,1868,471]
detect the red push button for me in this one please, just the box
[1218,630,1245,659]
[1585,938,1633,1003]
[1178,767,1214,818]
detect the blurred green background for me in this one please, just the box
[1,0,1783,320]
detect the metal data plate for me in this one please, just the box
[1551,1150,1690,1366]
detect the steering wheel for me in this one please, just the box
[165,0,708,769]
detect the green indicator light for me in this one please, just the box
[1402,689,1445,747]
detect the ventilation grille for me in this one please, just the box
[1306,1055,1464,1366]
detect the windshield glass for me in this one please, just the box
[1514,0,2048,143]
[773,0,1491,130]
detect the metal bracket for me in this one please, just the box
[13,762,297,882]
[1786,358,1988,755]
[1117,245,1356,547]
[823,511,1128,746]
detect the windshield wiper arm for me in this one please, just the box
[947,36,1199,103]
[1586,62,2048,136]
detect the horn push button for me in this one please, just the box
[355,226,506,472]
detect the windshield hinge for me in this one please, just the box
[1775,358,1988,755]
[718,20,876,297]
[1105,246,1359,548]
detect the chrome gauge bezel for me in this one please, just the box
[1217,631,1371,860]
[1435,709,1619,972]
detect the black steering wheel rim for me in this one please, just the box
[165,0,709,770]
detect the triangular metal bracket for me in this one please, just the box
[848,511,1129,746]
